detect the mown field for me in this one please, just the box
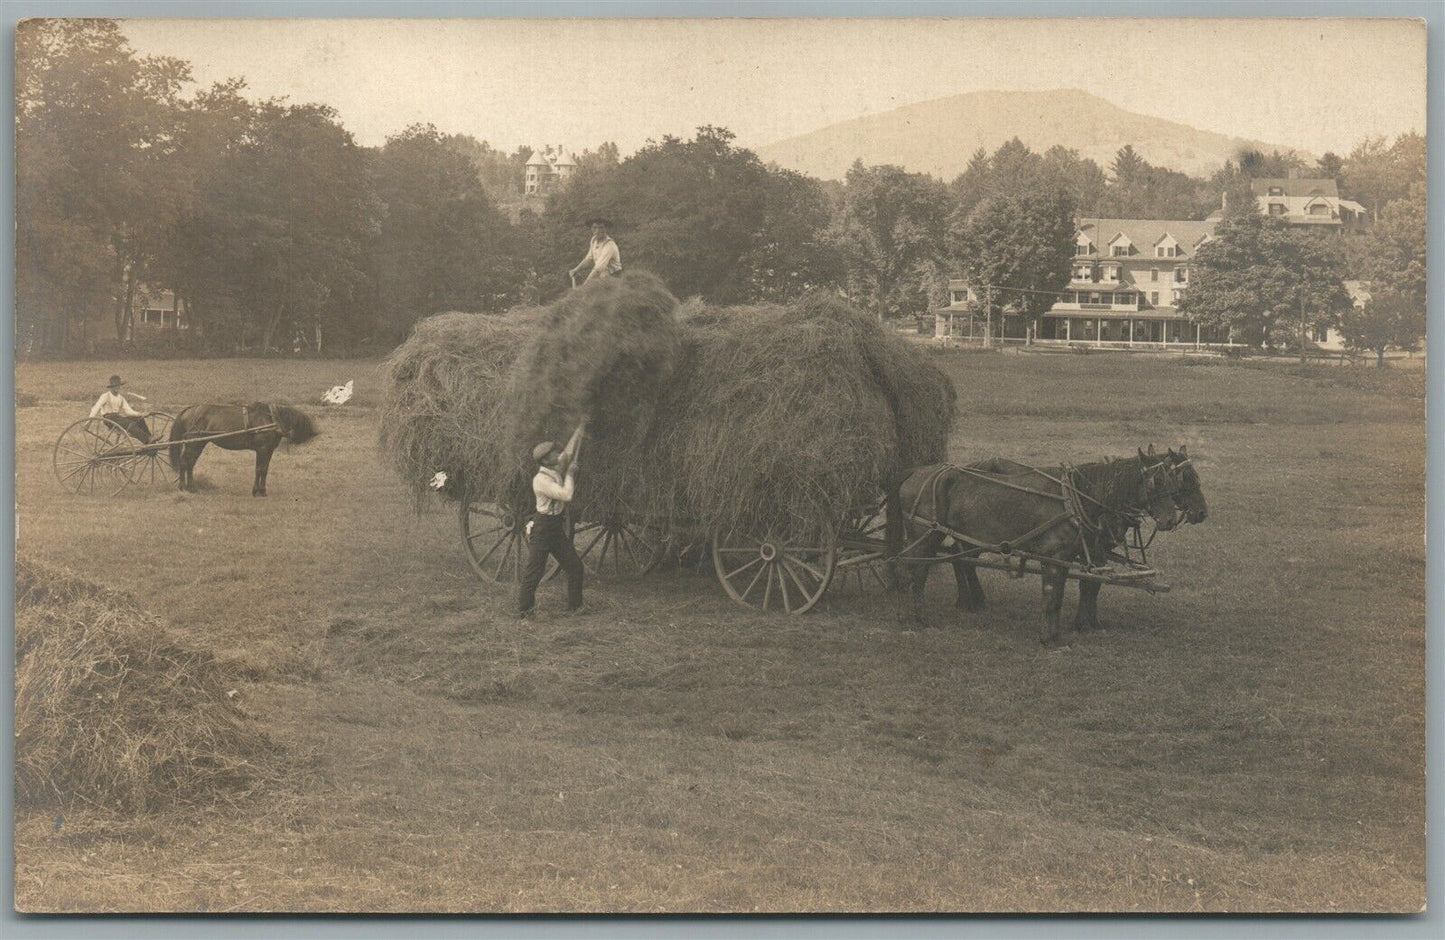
[13,349,1426,912]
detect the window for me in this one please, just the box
[1101,265,1119,282]
[1155,245,1178,258]
[1268,186,1284,196]
[1072,264,1092,281]
[1089,292,1101,305]
[1174,267,1188,284]
[1111,245,1129,257]
[1309,203,1330,216]
[1269,203,1287,216]
[1149,291,1159,306]
[1150,268,1159,282]
[1075,242,1093,256]
[1172,289,1185,304]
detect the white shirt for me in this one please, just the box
[585,236,622,280]
[90,391,141,418]
[533,466,577,515]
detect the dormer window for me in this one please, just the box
[1269,203,1287,216]
[1074,234,1095,256]
[1156,245,1180,258]
[1107,233,1133,257]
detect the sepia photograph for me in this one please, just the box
[10,13,1429,914]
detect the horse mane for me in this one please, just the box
[1070,456,1147,538]
[262,402,319,444]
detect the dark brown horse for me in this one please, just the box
[888,448,1197,644]
[168,403,318,496]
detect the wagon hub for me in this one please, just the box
[759,541,780,562]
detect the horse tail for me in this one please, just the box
[270,404,319,444]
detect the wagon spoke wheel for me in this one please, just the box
[568,515,667,580]
[125,411,177,488]
[834,496,896,594]
[459,499,530,584]
[52,417,137,496]
[712,526,836,615]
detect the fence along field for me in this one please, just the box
[12,349,1424,912]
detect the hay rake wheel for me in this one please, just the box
[52,416,140,496]
[711,526,837,615]
[122,411,177,488]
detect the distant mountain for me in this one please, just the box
[756,89,1310,181]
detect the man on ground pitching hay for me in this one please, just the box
[519,421,588,617]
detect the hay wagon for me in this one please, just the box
[457,478,904,615]
[384,274,956,616]
[51,413,277,495]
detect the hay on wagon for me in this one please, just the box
[379,271,956,536]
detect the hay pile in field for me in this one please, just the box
[380,273,955,533]
[15,556,280,814]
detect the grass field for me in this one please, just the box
[13,349,1426,912]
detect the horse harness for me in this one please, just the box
[903,458,1182,570]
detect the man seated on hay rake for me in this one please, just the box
[518,421,588,618]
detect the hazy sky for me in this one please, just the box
[121,18,1426,159]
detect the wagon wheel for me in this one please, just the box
[833,496,897,594]
[459,498,534,584]
[125,411,178,488]
[711,525,837,615]
[570,514,667,580]
[52,417,138,496]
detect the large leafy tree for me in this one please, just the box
[833,161,949,318]
[1178,213,1351,348]
[950,138,1105,221]
[373,124,523,344]
[1341,132,1425,220]
[1339,183,1427,366]
[15,19,190,354]
[948,188,1076,321]
[542,126,836,303]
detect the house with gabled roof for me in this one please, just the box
[523,147,579,195]
[937,216,1235,348]
[1251,177,1368,229]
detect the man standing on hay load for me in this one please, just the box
[518,421,588,618]
[569,217,622,286]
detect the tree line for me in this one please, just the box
[15,20,1426,359]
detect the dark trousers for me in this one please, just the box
[518,513,584,613]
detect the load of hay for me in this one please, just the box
[15,556,280,813]
[380,271,955,535]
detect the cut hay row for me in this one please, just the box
[379,272,956,536]
[15,556,282,814]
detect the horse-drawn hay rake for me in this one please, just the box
[52,413,278,496]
